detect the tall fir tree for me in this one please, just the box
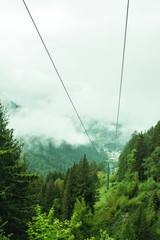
[151,121,160,151]
[62,163,78,220]
[116,131,138,181]
[77,155,98,212]
[132,132,149,181]
[0,102,36,240]
[62,155,98,220]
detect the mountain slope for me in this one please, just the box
[94,121,160,239]
[22,136,107,177]
[0,96,127,177]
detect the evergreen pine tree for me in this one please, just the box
[62,164,78,220]
[62,156,98,220]
[132,133,149,181]
[70,198,93,239]
[116,131,138,181]
[0,102,36,240]
[43,179,55,213]
[151,121,160,151]
[77,155,98,212]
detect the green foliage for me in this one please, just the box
[120,218,136,240]
[63,164,79,220]
[22,137,107,177]
[20,119,126,178]
[27,204,115,240]
[144,147,160,181]
[0,218,12,240]
[0,101,37,239]
[99,230,114,240]
[132,133,149,181]
[94,122,160,239]
[116,131,138,181]
[63,155,99,220]
[70,198,94,239]
[151,121,160,151]
[38,173,64,218]
[3,99,160,240]
[27,205,74,240]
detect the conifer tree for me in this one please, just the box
[62,156,98,220]
[144,147,160,182]
[116,131,138,181]
[53,178,64,219]
[77,155,98,212]
[132,133,149,181]
[62,164,78,220]
[151,121,160,151]
[89,161,98,184]
[43,179,55,213]
[71,198,93,239]
[0,102,36,240]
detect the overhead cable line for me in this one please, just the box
[22,0,99,155]
[114,0,130,149]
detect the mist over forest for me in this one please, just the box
[1,0,160,239]
[1,97,125,176]
[1,95,160,239]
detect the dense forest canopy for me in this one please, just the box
[21,136,107,177]
[1,101,160,239]
[1,97,125,178]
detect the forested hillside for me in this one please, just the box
[20,118,124,177]
[1,100,160,239]
[1,97,125,177]
[20,119,124,177]
[95,122,160,239]
[0,102,37,240]
[21,137,107,177]
[0,101,111,239]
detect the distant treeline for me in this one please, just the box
[97,121,160,239]
[22,136,107,177]
[0,101,106,240]
[2,99,160,239]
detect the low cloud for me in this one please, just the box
[1,0,160,144]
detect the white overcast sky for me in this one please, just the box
[0,0,160,143]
